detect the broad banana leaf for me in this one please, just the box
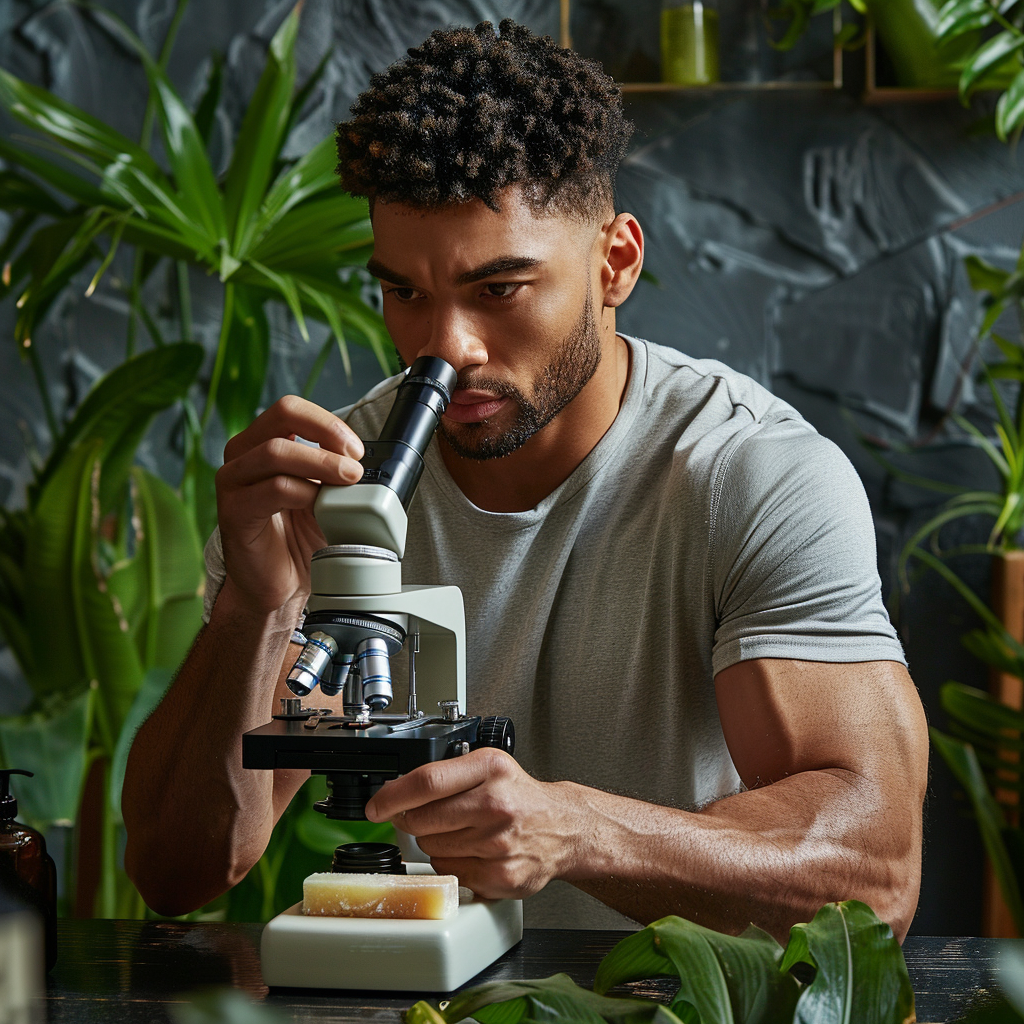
[0,688,92,826]
[107,467,203,670]
[32,342,203,512]
[23,441,143,753]
[108,666,174,824]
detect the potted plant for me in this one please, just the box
[0,0,393,919]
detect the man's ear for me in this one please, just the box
[598,213,644,309]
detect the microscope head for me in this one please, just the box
[286,357,458,709]
[312,356,457,558]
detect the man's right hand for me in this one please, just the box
[214,395,366,619]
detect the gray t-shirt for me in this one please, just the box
[203,335,905,929]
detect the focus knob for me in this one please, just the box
[477,716,515,756]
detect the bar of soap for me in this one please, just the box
[302,872,459,920]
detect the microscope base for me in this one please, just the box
[260,878,523,991]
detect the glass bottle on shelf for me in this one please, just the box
[661,0,720,85]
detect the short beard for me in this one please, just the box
[439,287,602,461]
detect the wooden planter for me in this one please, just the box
[984,550,1024,937]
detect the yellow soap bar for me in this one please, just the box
[302,872,459,920]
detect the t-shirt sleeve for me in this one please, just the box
[709,421,906,676]
[201,526,306,644]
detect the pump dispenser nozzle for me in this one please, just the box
[0,768,32,820]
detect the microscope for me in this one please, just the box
[243,356,522,991]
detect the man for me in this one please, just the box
[123,20,928,938]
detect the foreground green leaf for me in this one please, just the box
[441,974,685,1023]
[779,902,914,1024]
[596,916,798,1024]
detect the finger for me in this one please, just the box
[427,857,518,900]
[218,476,322,535]
[365,751,498,822]
[415,826,493,859]
[224,395,364,462]
[218,436,363,492]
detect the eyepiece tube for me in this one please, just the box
[380,356,457,456]
[286,632,338,697]
[359,357,457,509]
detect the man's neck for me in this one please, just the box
[438,332,632,513]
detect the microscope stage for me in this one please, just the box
[260,866,523,991]
[242,716,479,773]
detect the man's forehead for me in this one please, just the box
[369,194,596,282]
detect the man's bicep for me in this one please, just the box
[713,658,929,794]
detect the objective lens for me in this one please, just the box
[320,652,354,698]
[356,637,392,711]
[286,632,338,697]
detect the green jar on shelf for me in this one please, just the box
[661,0,720,86]
[864,0,978,88]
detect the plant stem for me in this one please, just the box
[97,760,117,919]
[177,260,192,342]
[131,0,190,358]
[203,281,234,429]
[25,338,59,441]
[126,255,143,358]
[139,0,192,151]
[136,295,166,348]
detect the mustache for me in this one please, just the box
[453,375,527,405]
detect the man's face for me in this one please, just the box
[367,190,606,460]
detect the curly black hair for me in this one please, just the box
[335,19,633,219]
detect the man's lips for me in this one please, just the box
[444,389,508,424]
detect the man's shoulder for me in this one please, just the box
[639,338,800,429]
[630,339,816,480]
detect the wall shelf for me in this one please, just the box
[862,24,961,104]
[560,0,843,94]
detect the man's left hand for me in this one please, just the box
[364,748,581,899]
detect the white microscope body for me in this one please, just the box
[243,357,522,991]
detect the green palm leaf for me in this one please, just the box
[223,5,301,256]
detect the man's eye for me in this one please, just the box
[387,287,421,301]
[484,283,520,299]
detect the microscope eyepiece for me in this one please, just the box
[358,356,458,509]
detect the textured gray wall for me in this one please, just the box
[2,0,1022,934]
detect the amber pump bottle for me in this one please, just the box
[0,769,57,971]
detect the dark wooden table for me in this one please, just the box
[44,920,1005,1023]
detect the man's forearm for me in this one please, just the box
[122,580,305,917]
[563,768,921,943]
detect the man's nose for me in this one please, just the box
[416,306,487,373]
